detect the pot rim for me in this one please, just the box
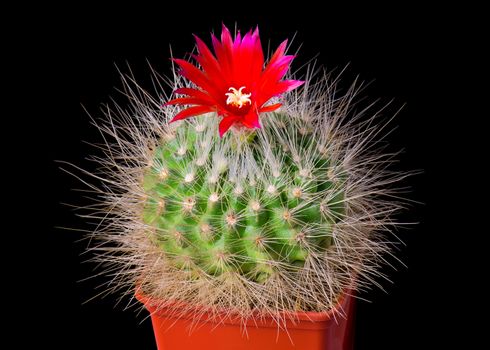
[135,286,354,328]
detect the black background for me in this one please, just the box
[35,3,474,349]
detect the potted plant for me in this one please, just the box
[79,24,409,349]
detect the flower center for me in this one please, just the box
[225,86,251,108]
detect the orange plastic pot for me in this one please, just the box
[136,291,355,350]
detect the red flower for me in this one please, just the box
[166,25,304,137]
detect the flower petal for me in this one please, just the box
[267,40,288,68]
[169,106,214,123]
[282,79,304,92]
[233,30,263,86]
[211,34,231,80]
[259,103,282,113]
[165,97,213,106]
[219,115,241,137]
[173,59,221,97]
[242,110,261,129]
[193,35,227,86]
[268,80,304,97]
[174,87,212,100]
[261,56,296,86]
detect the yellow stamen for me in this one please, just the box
[225,86,251,108]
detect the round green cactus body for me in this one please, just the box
[142,114,346,283]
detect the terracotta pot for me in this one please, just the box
[136,291,355,350]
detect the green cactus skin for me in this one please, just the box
[142,114,346,283]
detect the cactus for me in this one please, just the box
[81,25,409,323]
